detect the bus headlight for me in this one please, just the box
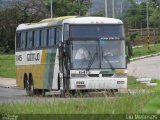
[112,70,126,78]
[113,74,127,78]
[113,70,127,78]
[115,70,125,74]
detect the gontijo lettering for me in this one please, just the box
[27,53,40,61]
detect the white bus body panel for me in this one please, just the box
[51,49,59,89]
[69,70,127,90]
[70,78,127,90]
[16,50,43,66]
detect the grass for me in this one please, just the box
[143,95,160,114]
[142,80,160,114]
[127,76,147,89]
[0,93,153,115]
[127,76,160,114]
[0,95,153,120]
[131,44,160,58]
[0,54,15,78]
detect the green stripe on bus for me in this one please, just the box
[99,70,115,74]
[43,48,57,89]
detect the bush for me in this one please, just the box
[127,32,141,44]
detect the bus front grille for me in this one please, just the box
[102,74,113,77]
[87,74,99,77]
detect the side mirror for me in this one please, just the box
[126,56,130,64]
[125,41,131,65]
[126,56,130,68]
[59,42,66,52]
[126,41,133,57]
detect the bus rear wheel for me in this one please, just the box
[26,76,34,96]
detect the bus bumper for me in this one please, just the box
[70,78,127,90]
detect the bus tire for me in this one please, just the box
[29,76,35,96]
[25,77,30,96]
[24,74,28,89]
[26,75,34,96]
[42,89,46,97]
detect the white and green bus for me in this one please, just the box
[15,16,127,96]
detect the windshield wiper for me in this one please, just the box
[101,46,115,71]
[86,52,98,71]
[104,56,115,71]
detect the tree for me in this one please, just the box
[0,0,49,53]
[149,0,160,41]
[0,0,91,53]
[125,0,147,29]
[125,0,160,29]
[150,0,160,8]
[45,0,91,17]
[150,9,160,28]
[149,0,160,28]
[90,11,105,17]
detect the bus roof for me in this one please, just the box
[16,16,76,31]
[63,17,123,24]
[16,16,123,31]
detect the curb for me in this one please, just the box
[0,84,17,89]
[0,84,10,88]
[130,52,160,61]
[0,78,16,89]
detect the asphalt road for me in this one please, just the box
[0,87,27,103]
[0,87,72,103]
[128,55,160,79]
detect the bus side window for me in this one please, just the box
[56,27,62,45]
[27,31,33,48]
[39,30,41,47]
[20,32,26,49]
[64,24,69,41]
[41,29,47,47]
[34,30,40,48]
[32,31,34,47]
[16,32,21,49]
[48,28,55,46]
[25,32,28,48]
[46,29,49,46]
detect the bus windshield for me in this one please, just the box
[100,40,126,69]
[70,25,124,39]
[70,40,126,69]
[71,41,99,69]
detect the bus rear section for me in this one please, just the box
[16,48,59,95]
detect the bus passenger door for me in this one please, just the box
[59,42,70,91]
